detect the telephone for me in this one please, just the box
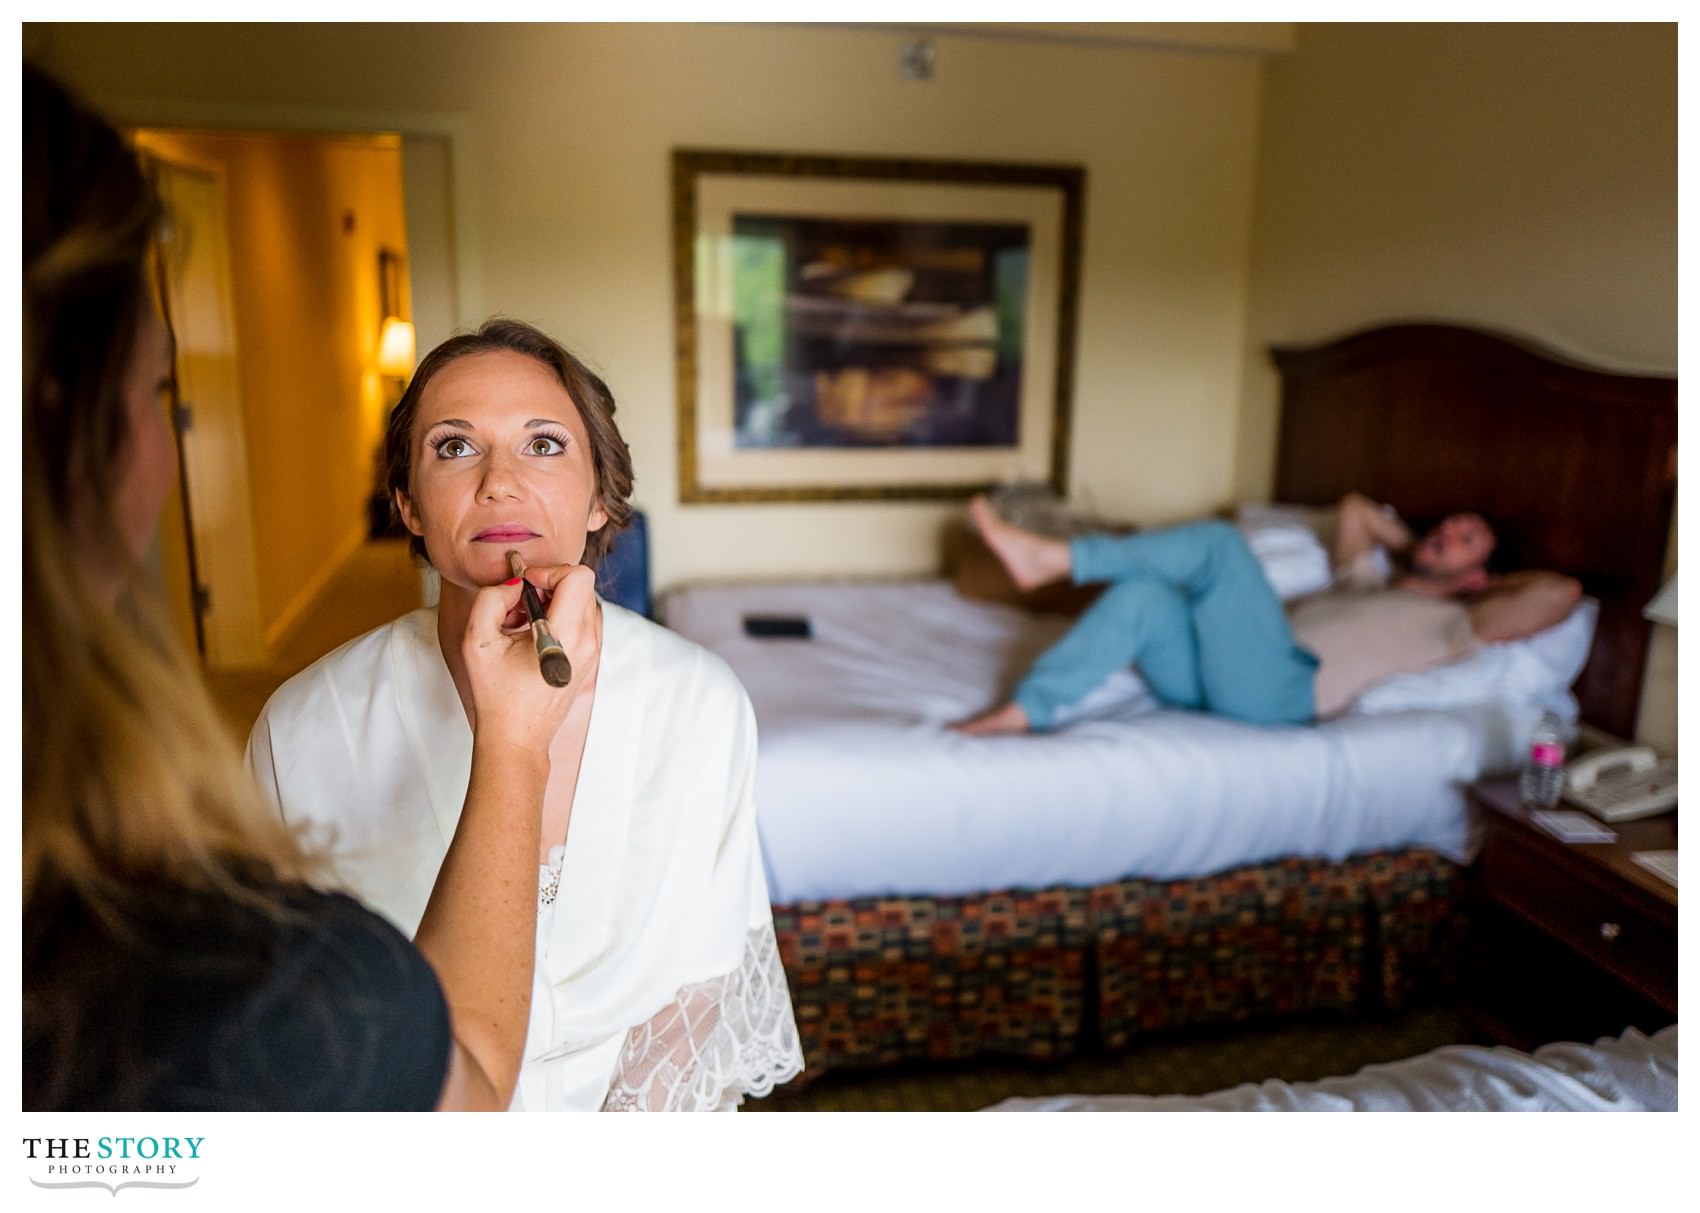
[1562,746,1678,823]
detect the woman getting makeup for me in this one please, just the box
[22,64,581,1111]
[246,319,804,1111]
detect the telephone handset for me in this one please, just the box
[1562,746,1678,823]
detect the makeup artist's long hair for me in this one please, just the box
[21,65,312,918]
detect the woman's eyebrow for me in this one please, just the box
[423,417,566,430]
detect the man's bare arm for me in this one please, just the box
[1332,491,1413,571]
[1466,570,1583,643]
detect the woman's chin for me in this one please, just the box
[432,556,516,593]
[443,548,566,589]
[429,539,588,592]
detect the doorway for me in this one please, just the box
[131,127,452,693]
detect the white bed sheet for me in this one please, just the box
[983,1025,1678,1111]
[662,579,1538,904]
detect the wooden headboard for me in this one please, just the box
[1270,323,1675,739]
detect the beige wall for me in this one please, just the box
[130,127,408,646]
[29,21,1272,592]
[1236,22,1676,499]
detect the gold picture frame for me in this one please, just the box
[672,149,1084,503]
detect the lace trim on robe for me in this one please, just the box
[538,845,565,913]
[601,921,804,1111]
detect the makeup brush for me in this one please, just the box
[506,551,572,688]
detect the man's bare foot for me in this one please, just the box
[949,701,1032,736]
[968,495,1073,590]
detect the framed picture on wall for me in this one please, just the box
[672,149,1085,502]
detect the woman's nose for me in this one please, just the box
[478,451,524,500]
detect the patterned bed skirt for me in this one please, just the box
[771,848,1467,1080]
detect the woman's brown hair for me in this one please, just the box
[22,64,311,913]
[384,318,635,568]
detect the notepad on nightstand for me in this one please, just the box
[1632,850,1677,887]
[1530,810,1618,843]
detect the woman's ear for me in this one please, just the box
[586,495,609,535]
[394,488,425,537]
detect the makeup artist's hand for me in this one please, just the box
[461,563,601,755]
[522,559,604,688]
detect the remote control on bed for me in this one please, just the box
[742,614,812,639]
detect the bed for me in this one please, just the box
[661,323,1676,1080]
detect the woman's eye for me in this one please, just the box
[435,437,473,459]
[527,435,565,456]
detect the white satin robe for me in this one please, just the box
[245,600,803,1110]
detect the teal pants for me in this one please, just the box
[1012,521,1318,728]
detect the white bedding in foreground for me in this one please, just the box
[984,1025,1678,1111]
[663,579,1539,904]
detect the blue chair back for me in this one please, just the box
[596,510,651,618]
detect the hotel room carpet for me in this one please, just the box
[743,1004,1470,1112]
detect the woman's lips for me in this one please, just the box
[473,526,540,543]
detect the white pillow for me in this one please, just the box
[1235,502,1335,601]
[1350,597,1598,719]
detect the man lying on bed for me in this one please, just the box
[952,492,1582,735]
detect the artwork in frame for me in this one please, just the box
[673,149,1084,502]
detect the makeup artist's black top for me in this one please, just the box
[23,872,451,1111]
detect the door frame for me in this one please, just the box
[110,98,482,329]
[115,101,477,663]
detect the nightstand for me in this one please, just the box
[1464,777,1677,1050]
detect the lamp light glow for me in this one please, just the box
[376,317,416,380]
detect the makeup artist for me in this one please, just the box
[245,320,805,1111]
[22,64,581,1111]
